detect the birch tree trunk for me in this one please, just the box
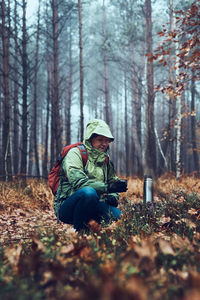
[168,0,176,172]
[175,38,182,178]
[175,94,182,179]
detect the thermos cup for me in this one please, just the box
[143,175,153,203]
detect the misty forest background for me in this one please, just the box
[0,0,200,182]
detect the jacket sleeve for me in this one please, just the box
[106,160,119,201]
[107,160,119,184]
[62,148,108,195]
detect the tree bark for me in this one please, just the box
[78,0,84,141]
[66,15,73,145]
[43,60,51,178]
[144,0,156,176]
[1,0,12,181]
[33,2,41,177]
[102,0,110,126]
[13,0,19,175]
[51,0,61,167]
[168,0,176,173]
[131,45,143,176]
[191,75,199,173]
[124,71,130,177]
[175,36,182,178]
[20,0,28,180]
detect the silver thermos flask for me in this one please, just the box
[143,175,153,203]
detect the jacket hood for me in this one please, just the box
[83,119,114,143]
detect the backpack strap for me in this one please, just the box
[76,144,88,167]
[105,156,109,165]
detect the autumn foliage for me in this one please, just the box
[148,0,200,97]
[0,175,200,300]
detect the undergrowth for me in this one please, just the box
[0,176,200,300]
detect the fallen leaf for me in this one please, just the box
[158,239,175,255]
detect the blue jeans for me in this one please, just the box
[58,187,121,231]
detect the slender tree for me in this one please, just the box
[43,59,51,178]
[191,75,199,172]
[66,16,73,145]
[32,2,41,177]
[13,0,20,175]
[168,0,176,172]
[1,0,12,180]
[78,0,84,141]
[102,0,110,125]
[124,71,130,177]
[144,0,156,176]
[50,0,61,167]
[20,0,28,179]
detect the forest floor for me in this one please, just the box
[0,175,200,300]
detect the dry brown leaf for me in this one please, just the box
[133,238,157,259]
[59,243,75,255]
[79,245,95,262]
[31,236,46,252]
[4,244,22,274]
[158,239,175,255]
[125,277,148,300]
[88,219,102,234]
[170,234,189,249]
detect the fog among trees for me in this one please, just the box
[0,0,199,180]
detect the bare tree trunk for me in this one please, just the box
[51,0,61,167]
[131,44,143,176]
[13,0,19,175]
[168,0,176,173]
[20,0,28,180]
[78,0,84,141]
[95,72,99,119]
[0,75,3,176]
[124,71,130,177]
[66,16,73,145]
[144,0,156,176]
[1,0,12,181]
[191,75,199,173]
[28,129,34,175]
[33,2,41,177]
[102,0,110,126]
[43,60,51,177]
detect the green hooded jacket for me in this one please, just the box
[54,119,119,213]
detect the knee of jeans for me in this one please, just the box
[79,186,98,200]
[112,207,121,220]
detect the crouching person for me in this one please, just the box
[54,119,127,233]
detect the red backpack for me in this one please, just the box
[48,143,88,195]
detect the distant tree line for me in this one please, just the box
[0,0,199,182]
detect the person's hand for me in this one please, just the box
[104,194,118,207]
[108,180,127,193]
